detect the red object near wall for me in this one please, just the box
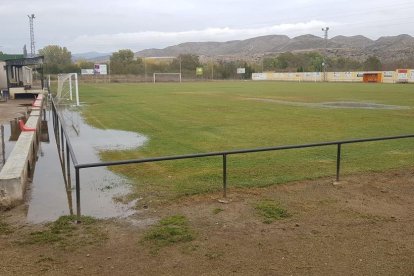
[19,120,36,132]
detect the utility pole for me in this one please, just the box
[321,27,329,82]
[28,14,36,57]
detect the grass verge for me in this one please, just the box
[20,215,107,249]
[143,215,194,251]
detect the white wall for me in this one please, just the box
[0,61,7,90]
[253,70,414,84]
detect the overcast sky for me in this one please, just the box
[1,0,414,54]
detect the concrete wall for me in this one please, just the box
[0,61,7,90]
[0,100,43,208]
[326,72,362,82]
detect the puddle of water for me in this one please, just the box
[2,106,148,223]
[319,102,410,109]
[245,98,410,110]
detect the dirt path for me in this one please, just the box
[1,168,414,275]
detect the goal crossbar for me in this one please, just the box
[153,73,182,83]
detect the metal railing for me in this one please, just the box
[50,99,414,221]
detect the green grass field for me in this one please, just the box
[79,81,414,201]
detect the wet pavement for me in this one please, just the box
[2,105,147,223]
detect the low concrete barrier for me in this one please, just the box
[0,97,43,208]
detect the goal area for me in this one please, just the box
[153,73,182,83]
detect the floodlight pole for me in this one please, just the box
[322,27,329,82]
[27,14,36,57]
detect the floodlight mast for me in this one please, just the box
[322,27,329,82]
[28,14,36,57]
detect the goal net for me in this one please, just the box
[153,73,182,83]
[56,73,81,134]
[56,73,80,106]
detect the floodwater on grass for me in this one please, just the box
[2,106,147,223]
[245,97,411,110]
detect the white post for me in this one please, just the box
[69,74,73,100]
[48,75,51,89]
[75,73,79,106]
[153,73,156,84]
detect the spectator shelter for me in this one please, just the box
[0,54,44,99]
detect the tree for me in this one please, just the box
[110,49,143,74]
[363,56,382,71]
[76,59,94,69]
[39,45,74,74]
[308,53,324,72]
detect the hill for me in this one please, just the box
[135,34,414,63]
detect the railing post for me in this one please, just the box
[223,154,227,198]
[75,167,81,222]
[60,125,64,157]
[66,142,71,184]
[336,143,342,182]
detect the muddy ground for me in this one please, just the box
[0,99,32,124]
[1,168,413,275]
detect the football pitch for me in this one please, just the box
[79,81,414,200]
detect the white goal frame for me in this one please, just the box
[56,73,81,134]
[57,73,80,106]
[153,73,182,83]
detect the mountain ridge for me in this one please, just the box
[134,34,414,63]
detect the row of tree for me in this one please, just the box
[38,45,403,78]
[262,52,383,72]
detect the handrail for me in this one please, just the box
[75,134,414,169]
[51,98,78,165]
[50,98,414,221]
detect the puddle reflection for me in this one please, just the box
[14,107,147,223]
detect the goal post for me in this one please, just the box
[56,73,81,134]
[144,56,182,83]
[57,73,80,106]
[153,73,182,83]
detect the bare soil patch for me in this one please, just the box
[0,99,32,124]
[1,168,414,275]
